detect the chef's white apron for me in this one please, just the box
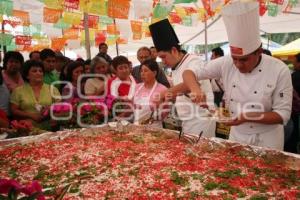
[229,125,284,150]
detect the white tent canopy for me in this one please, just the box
[5,0,300,60]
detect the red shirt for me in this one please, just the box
[0,109,8,124]
[107,76,136,98]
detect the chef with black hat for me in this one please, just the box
[149,19,216,138]
[178,1,292,150]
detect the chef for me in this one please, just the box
[181,1,292,150]
[149,19,216,138]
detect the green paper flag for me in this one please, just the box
[7,41,16,51]
[174,0,197,3]
[99,15,114,24]
[289,0,298,6]
[153,3,173,19]
[23,24,42,36]
[0,0,13,15]
[182,16,192,26]
[54,19,71,29]
[267,4,278,16]
[0,33,13,46]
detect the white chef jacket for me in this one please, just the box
[190,54,293,150]
[172,54,216,138]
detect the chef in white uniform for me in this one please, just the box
[181,2,293,150]
[149,19,216,138]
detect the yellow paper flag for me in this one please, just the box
[174,6,186,18]
[44,0,63,9]
[81,28,96,42]
[80,0,107,15]
[63,11,82,25]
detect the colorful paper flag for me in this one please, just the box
[62,11,82,25]
[130,20,142,33]
[13,10,30,26]
[268,4,279,16]
[80,0,107,16]
[64,0,80,10]
[54,19,72,29]
[0,33,13,46]
[51,38,67,50]
[106,35,118,45]
[133,32,142,40]
[63,28,79,39]
[44,0,63,9]
[107,24,120,35]
[132,0,153,19]
[169,12,182,24]
[0,0,13,16]
[108,0,130,19]
[43,7,63,23]
[99,16,114,24]
[6,41,16,51]
[289,0,298,6]
[88,15,99,29]
[95,31,107,46]
[174,0,197,3]
[182,16,192,26]
[153,3,173,19]
[15,35,32,45]
[117,37,127,44]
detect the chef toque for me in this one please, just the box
[149,19,180,52]
[221,1,261,56]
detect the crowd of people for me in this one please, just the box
[0,44,173,132]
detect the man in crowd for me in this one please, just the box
[96,43,112,64]
[132,46,170,88]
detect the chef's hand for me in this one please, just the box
[189,88,208,108]
[153,90,174,107]
[222,114,246,126]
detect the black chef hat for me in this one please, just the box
[149,19,180,52]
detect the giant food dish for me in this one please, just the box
[0,125,299,199]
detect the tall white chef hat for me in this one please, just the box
[221,1,261,56]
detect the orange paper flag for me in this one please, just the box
[130,20,142,33]
[51,38,67,51]
[43,7,63,23]
[63,28,79,39]
[107,0,130,19]
[107,24,120,35]
[13,10,30,26]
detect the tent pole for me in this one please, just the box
[113,19,119,56]
[1,20,7,54]
[267,33,270,49]
[83,12,91,59]
[204,20,208,61]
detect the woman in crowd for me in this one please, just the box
[10,60,61,131]
[108,56,136,99]
[107,56,136,120]
[62,61,84,101]
[85,56,112,97]
[2,51,24,92]
[133,59,167,126]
